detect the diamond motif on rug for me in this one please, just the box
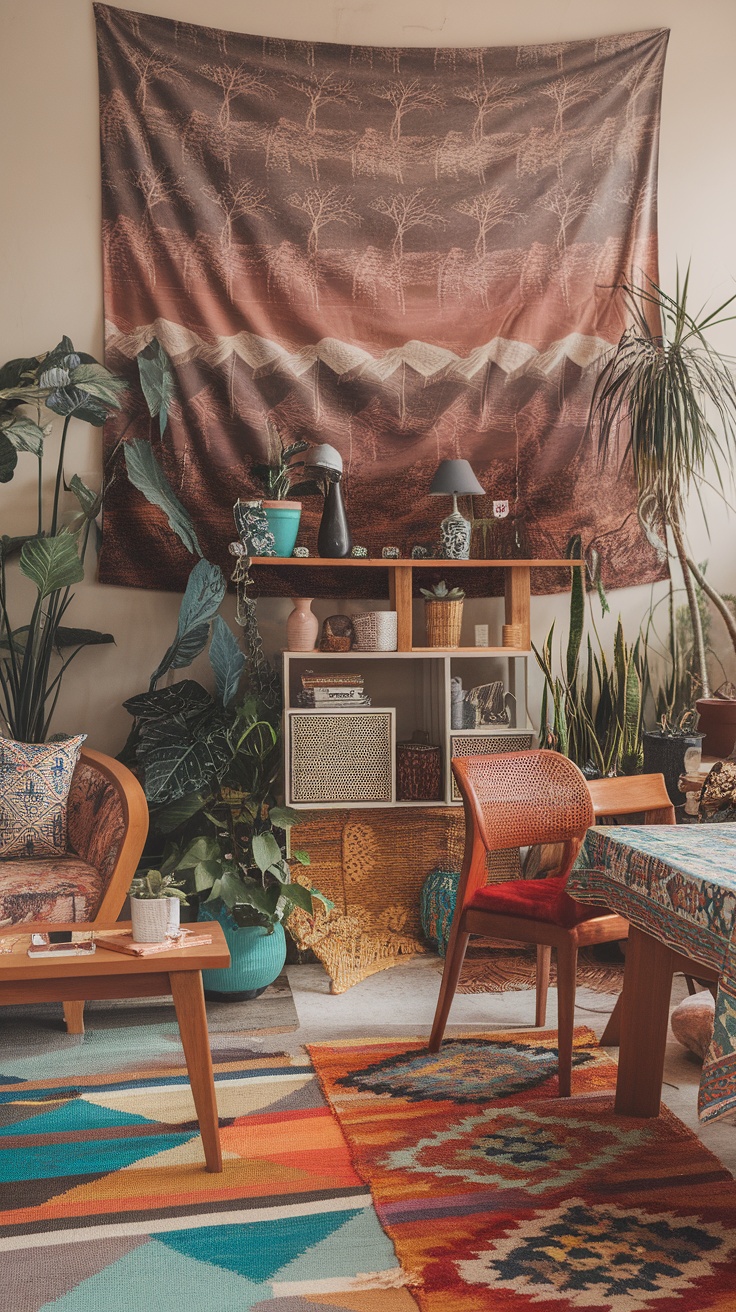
[336,1038,594,1103]
[383,1104,649,1194]
[457,1198,734,1310]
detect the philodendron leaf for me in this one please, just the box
[71,363,126,409]
[154,791,207,834]
[268,806,301,829]
[0,413,46,455]
[54,627,114,649]
[209,615,245,708]
[292,849,311,865]
[123,680,212,722]
[45,385,110,425]
[150,558,226,687]
[124,439,202,557]
[68,474,101,520]
[20,534,84,598]
[176,835,221,868]
[137,337,177,437]
[252,831,282,874]
[137,713,231,805]
[0,432,18,482]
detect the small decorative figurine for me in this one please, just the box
[293,546,310,557]
[319,615,355,652]
[350,545,368,558]
[411,544,431,559]
[382,546,400,559]
[233,498,276,557]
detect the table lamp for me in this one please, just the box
[305,443,352,557]
[429,459,485,559]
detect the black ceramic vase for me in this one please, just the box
[642,730,703,807]
[318,477,352,558]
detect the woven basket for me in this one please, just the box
[425,599,463,648]
[351,610,398,651]
[396,741,442,801]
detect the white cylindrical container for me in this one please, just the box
[166,897,181,937]
[131,897,170,943]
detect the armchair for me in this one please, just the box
[0,746,148,1033]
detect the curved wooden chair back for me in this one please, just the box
[587,773,675,825]
[452,750,594,911]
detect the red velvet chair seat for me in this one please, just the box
[470,876,603,929]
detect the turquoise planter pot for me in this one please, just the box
[198,904,287,1000]
[262,500,302,558]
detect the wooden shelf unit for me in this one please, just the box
[249,556,579,810]
[250,556,580,652]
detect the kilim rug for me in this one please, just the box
[1,1034,417,1309]
[309,1028,736,1311]
[455,945,624,995]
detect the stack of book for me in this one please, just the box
[298,671,371,710]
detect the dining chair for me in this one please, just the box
[428,752,670,1095]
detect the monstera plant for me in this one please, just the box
[0,338,126,741]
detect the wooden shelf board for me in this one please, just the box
[251,556,580,568]
[282,647,531,658]
[413,646,531,655]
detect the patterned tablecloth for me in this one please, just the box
[569,824,736,1123]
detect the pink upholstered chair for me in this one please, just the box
[0,746,148,1032]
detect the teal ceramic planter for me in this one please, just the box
[198,904,287,1000]
[262,500,302,558]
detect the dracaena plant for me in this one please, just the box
[0,338,126,741]
[250,419,323,500]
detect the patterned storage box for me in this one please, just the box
[450,731,534,801]
[396,741,442,801]
[288,709,395,805]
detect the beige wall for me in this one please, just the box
[2,0,735,750]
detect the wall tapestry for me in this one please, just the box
[95,6,669,594]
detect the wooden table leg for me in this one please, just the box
[600,993,621,1047]
[63,1000,85,1035]
[169,971,222,1172]
[614,926,674,1117]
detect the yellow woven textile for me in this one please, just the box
[290,810,519,993]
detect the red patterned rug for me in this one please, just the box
[309,1027,736,1311]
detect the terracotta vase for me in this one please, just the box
[286,597,319,651]
[696,697,736,759]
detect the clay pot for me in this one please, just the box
[696,697,736,759]
[286,597,319,651]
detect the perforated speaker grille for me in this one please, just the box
[450,732,534,801]
[290,711,394,804]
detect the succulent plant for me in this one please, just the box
[130,869,189,902]
[420,580,465,601]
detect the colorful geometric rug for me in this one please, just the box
[455,945,624,995]
[309,1028,736,1311]
[0,1038,416,1310]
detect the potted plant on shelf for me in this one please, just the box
[589,266,736,754]
[420,580,465,649]
[0,337,125,741]
[129,869,188,943]
[250,421,322,558]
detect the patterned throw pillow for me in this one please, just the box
[0,736,86,860]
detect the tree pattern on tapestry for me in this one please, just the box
[95,6,668,593]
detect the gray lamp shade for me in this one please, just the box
[429,459,485,496]
[305,443,343,474]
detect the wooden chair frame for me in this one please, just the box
[429,757,674,1095]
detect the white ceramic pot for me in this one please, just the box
[167,897,181,937]
[130,897,170,943]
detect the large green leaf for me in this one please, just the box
[71,363,126,409]
[124,439,202,557]
[54,627,114,649]
[124,679,212,722]
[0,432,18,482]
[68,474,101,520]
[209,615,245,708]
[45,384,110,425]
[153,790,206,833]
[138,712,232,805]
[252,831,282,873]
[0,413,46,456]
[565,535,584,685]
[19,534,84,598]
[150,559,226,687]
[176,836,222,868]
[137,338,177,438]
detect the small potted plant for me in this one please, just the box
[251,421,322,557]
[420,580,465,649]
[642,712,704,807]
[129,869,188,943]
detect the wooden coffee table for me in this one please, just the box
[0,920,230,1172]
